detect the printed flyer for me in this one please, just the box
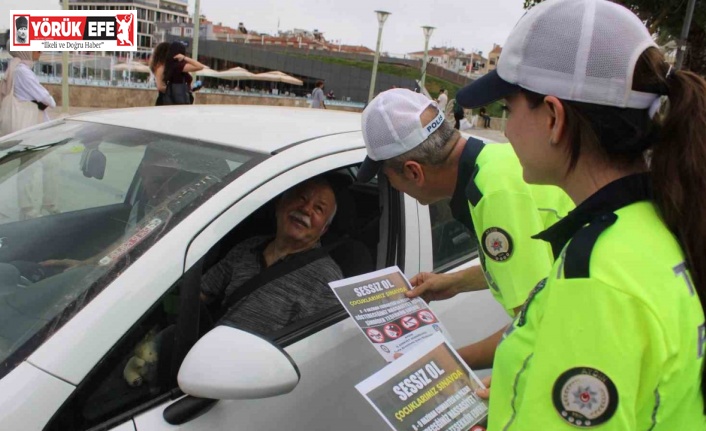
[329,266,450,362]
[356,333,488,431]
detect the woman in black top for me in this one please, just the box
[154,42,205,105]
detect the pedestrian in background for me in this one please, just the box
[311,80,326,109]
[0,47,55,135]
[436,88,448,113]
[149,42,170,106]
[156,41,205,106]
[452,99,465,130]
[0,45,58,220]
[457,0,706,428]
[478,107,491,128]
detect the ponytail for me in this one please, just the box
[636,48,706,404]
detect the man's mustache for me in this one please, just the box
[289,210,311,228]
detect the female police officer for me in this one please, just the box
[457,0,706,429]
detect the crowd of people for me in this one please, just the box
[1,0,706,428]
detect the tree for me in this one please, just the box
[523,0,706,74]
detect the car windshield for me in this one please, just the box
[0,121,261,377]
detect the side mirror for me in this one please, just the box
[178,326,300,400]
[79,148,106,179]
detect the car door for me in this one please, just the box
[131,140,415,430]
[129,142,507,429]
[416,199,510,360]
[126,141,394,430]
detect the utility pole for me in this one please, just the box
[368,11,390,103]
[420,26,435,91]
[675,0,697,70]
[62,0,69,113]
[192,0,201,67]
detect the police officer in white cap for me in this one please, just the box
[357,88,572,370]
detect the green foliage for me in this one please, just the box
[523,0,706,73]
[294,54,463,99]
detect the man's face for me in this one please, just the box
[382,163,441,206]
[16,26,28,41]
[276,181,336,244]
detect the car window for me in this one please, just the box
[197,165,384,345]
[429,198,477,271]
[46,280,188,431]
[0,121,263,380]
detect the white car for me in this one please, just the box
[0,106,508,431]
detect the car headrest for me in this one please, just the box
[322,173,356,237]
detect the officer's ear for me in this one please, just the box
[543,96,567,147]
[402,161,425,185]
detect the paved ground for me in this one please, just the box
[49,106,508,143]
[463,127,507,143]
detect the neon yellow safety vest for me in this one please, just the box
[489,174,706,430]
[450,138,573,315]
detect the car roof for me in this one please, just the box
[69,105,363,154]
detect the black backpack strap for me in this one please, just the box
[220,238,345,311]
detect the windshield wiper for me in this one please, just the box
[0,138,73,164]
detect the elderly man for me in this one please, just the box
[201,176,343,336]
[356,88,573,369]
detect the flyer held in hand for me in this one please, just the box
[329,266,450,362]
[356,334,488,431]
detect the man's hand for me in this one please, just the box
[476,375,491,400]
[173,53,185,61]
[406,271,464,302]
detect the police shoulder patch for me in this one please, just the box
[552,367,619,428]
[481,227,513,262]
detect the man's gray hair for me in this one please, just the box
[384,116,458,174]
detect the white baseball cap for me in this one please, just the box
[457,0,659,110]
[358,88,446,182]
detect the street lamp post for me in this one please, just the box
[368,10,390,103]
[675,0,697,70]
[62,0,69,113]
[420,26,435,92]
[192,0,201,70]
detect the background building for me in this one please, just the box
[485,44,502,73]
[68,0,189,56]
[408,46,487,77]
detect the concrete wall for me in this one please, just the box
[43,84,362,112]
[170,37,418,102]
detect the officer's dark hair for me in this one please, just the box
[524,46,706,403]
[384,107,459,174]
